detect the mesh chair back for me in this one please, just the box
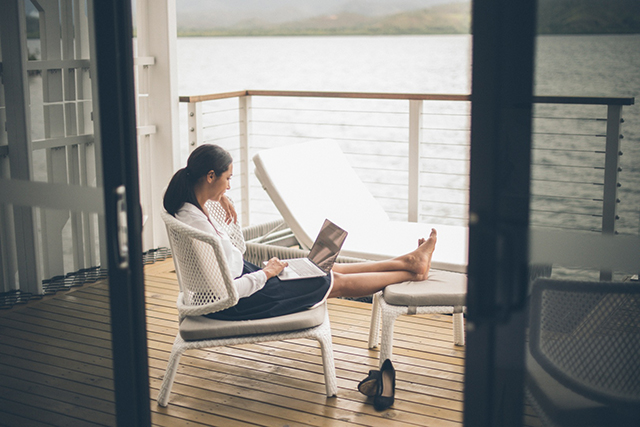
[205,200,246,254]
[530,278,640,407]
[161,211,239,318]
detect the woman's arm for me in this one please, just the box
[232,258,287,299]
[233,271,267,298]
[262,257,288,279]
[218,195,238,224]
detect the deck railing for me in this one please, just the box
[1,87,634,301]
[179,90,635,241]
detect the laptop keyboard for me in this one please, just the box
[288,259,322,276]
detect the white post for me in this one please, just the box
[408,100,423,223]
[38,0,71,279]
[188,100,203,152]
[239,95,252,226]
[600,104,623,281]
[135,0,180,251]
[86,0,109,270]
[76,0,95,269]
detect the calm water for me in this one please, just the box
[177,34,640,99]
[177,35,472,95]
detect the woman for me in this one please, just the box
[163,144,437,321]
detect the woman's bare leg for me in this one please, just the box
[328,229,438,298]
[332,228,437,278]
[329,270,418,298]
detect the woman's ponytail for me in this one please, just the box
[162,144,233,215]
[163,168,194,215]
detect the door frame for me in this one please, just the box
[91,0,151,425]
[464,0,538,425]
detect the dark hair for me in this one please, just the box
[163,144,233,215]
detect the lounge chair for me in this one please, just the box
[156,201,337,407]
[252,140,469,364]
[252,139,468,273]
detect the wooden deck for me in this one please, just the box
[0,258,541,426]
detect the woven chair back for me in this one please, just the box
[161,210,239,318]
[530,278,640,407]
[204,200,246,254]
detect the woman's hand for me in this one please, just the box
[219,194,238,224]
[262,257,288,280]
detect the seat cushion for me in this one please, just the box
[179,302,326,341]
[382,269,467,307]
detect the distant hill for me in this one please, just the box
[537,0,640,34]
[176,0,452,29]
[178,0,640,36]
[24,0,640,38]
[178,2,471,36]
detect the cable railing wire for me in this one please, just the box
[532,163,602,170]
[422,112,471,117]
[354,165,409,173]
[532,115,606,121]
[202,135,240,144]
[422,141,471,147]
[532,177,604,185]
[420,156,470,162]
[422,213,469,221]
[202,107,240,116]
[252,106,410,115]
[183,92,631,238]
[421,127,471,132]
[420,199,469,206]
[345,151,407,160]
[252,119,408,131]
[421,184,469,191]
[421,170,470,177]
[533,147,603,153]
[533,131,607,137]
[251,133,410,145]
[202,120,239,130]
[532,193,604,202]
[530,208,602,217]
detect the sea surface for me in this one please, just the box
[177,33,640,237]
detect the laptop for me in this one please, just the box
[277,219,348,281]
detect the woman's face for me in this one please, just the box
[208,163,233,201]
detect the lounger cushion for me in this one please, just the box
[382,270,467,307]
[179,302,326,341]
[253,139,469,273]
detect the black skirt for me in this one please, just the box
[204,260,333,321]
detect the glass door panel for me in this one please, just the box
[525,16,640,427]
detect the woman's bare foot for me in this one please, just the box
[406,229,437,280]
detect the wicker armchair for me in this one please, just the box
[526,278,640,426]
[156,204,337,407]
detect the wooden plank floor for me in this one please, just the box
[0,258,542,426]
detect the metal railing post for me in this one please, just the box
[600,104,624,281]
[239,95,252,226]
[408,99,423,222]
[188,101,203,153]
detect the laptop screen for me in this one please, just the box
[308,219,348,273]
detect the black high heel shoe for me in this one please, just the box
[358,369,381,397]
[373,359,395,411]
